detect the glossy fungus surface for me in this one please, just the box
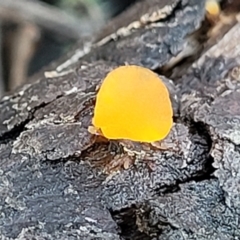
[92,65,173,142]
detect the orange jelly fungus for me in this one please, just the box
[92,65,173,143]
[205,0,220,16]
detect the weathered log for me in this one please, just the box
[0,0,239,239]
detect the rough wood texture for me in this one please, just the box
[0,0,240,239]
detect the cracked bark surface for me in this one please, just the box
[0,0,240,239]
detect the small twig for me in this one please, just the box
[8,22,40,91]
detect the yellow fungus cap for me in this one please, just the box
[92,65,173,143]
[205,0,220,16]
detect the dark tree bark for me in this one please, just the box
[0,0,240,239]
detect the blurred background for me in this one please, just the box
[0,0,138,97]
